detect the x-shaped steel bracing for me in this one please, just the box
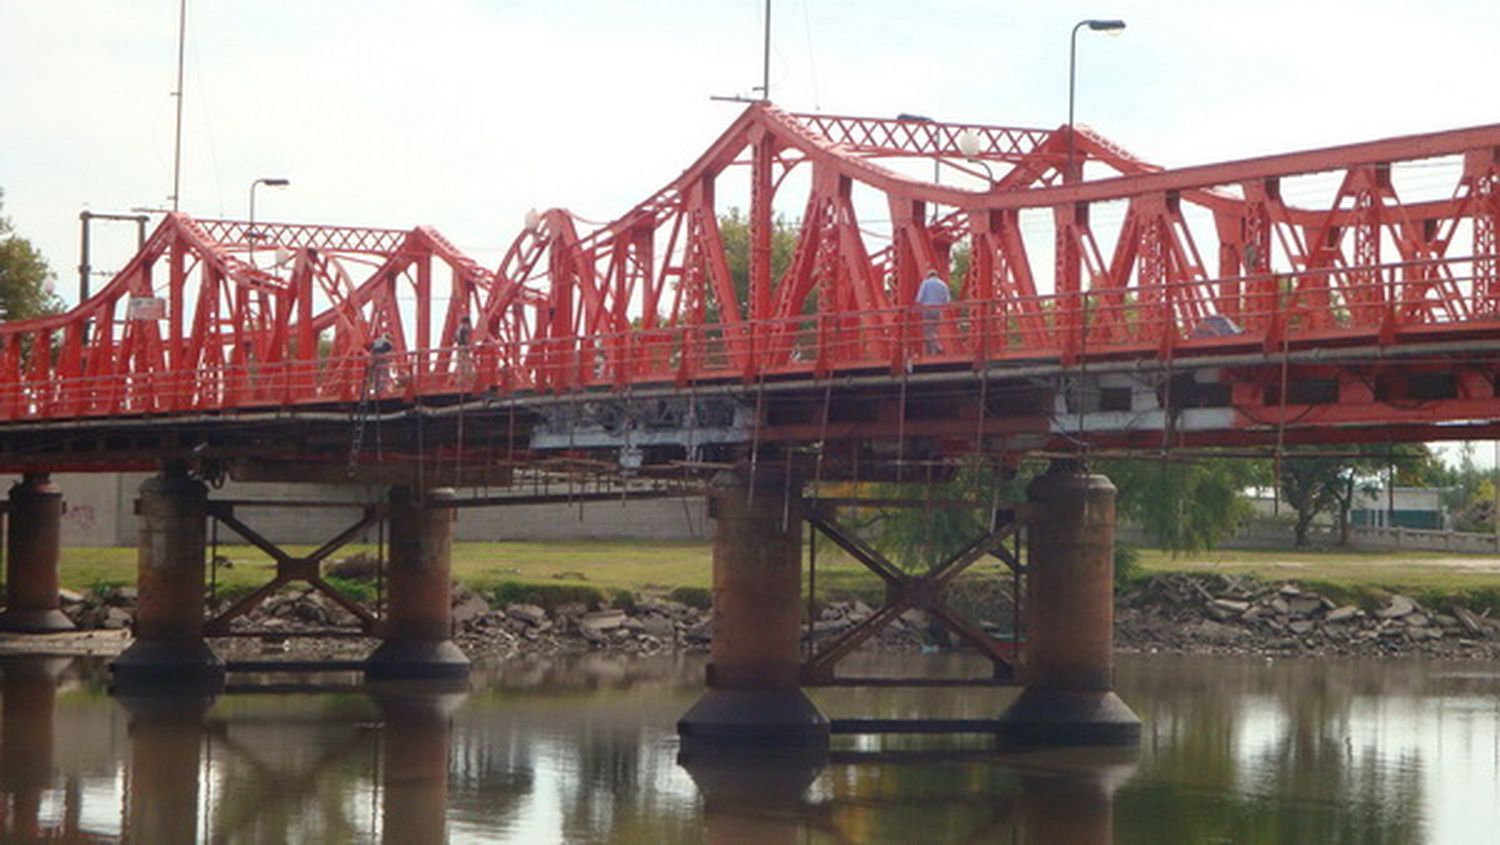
[202,503,386,636]
[800,508,1024,685]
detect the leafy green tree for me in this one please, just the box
[1279,454,1351,548]
[716,207,799,315]
[0,190,60,321]
[857,459,1034,572]
[1278,444,1435,546]
[1426,443,1500,532]
[1101,456,1267,553]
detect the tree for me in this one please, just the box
[1278,445,1437,547]
[855,459,1034,572]
[716,207,799,315]
[0,190,60,321]
[1101,456,1267,553]
[1426,442,1499,532]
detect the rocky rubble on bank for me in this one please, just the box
[44,572,1500,662]
[1118,573,1500,658]
[52,581,956,659]
[58,587,135,630]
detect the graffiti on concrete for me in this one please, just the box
[63,503,97,532]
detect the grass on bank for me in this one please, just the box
[46,541,1500,613]
[1135,546,1500,613]
[52,540,920,609]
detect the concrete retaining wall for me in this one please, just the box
[1122,518,1500,554]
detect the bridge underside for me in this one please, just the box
[2,344,1498,482]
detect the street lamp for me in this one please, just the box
[897,113,940,221]
[248,177,290,267]
[248,177,290,240]
[956,130,996,183]
[1067,18,1126,182]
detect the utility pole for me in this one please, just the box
[757,0,771,101]
[170,0,188,211]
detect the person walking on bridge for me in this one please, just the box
[916,267,951,354]
[369,332,394,394]
[455,316,475,386]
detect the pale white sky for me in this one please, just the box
[2,0,1499,462]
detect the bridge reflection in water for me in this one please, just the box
[0,651,1491,843]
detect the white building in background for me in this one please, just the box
[1245,486,1446,530]
[1350,486,1446,530]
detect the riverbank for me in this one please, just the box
[1116,572,1500,659]
[28,568,1500,663]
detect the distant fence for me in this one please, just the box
[1121,518,1500,554]
[1346,524,1500,554]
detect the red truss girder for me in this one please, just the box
[3,103,1500,444]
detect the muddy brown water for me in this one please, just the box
[0,651,1496,843]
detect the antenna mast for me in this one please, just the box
[170,0,187,211]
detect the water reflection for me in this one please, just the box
[0,652,1495,842]
[371,684,466,845]
[118,690,213,844]
[0,657,70,842]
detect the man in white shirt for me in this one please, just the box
[915,268,951,354]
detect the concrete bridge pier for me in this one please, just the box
[678,470,829,753]
[997,460,1141,746]
[111,463,224,692]
[364,486,470,681]
[0,473,75,633]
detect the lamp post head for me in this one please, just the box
[956,129,983,160]
[1086,19,1126,34]
[258,178,291,188]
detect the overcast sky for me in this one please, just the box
[3,0,1500,461]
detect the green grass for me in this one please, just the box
[1137,546,1500,612]
[52,539,1022,605]
[55,540,1500,614]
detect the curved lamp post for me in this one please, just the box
[1067,19,1126,182]
[247,177,290,267]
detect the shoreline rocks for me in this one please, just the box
[1117,573,1500,659]
[34,571,1500,663]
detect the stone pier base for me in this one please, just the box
[997,462,1140,747]
[678,470,828,752]
[365,487,471,682]
[0,474,74,633]
[111,465,223,693]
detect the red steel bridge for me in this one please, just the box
[3,102,1500,743]
[3,102,1500,479]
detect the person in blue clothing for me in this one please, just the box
[915,267,951,354]
[369,331,394,393]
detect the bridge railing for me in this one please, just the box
[0,252,1494,422]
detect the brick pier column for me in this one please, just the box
[110,463,223,692]
[0,473,75,633]
[364,487,470,681]
[678,470,828,752]
[997,460,1140,746]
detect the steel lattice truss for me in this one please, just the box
[5,103,1500,450]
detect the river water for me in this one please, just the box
[1,652,1498,843]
